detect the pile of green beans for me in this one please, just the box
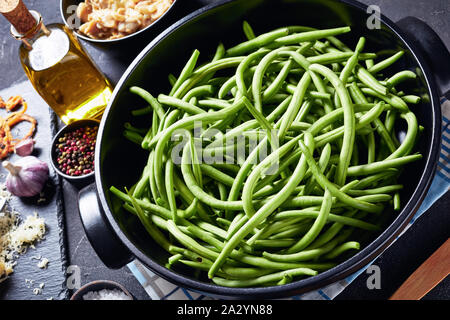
[112,22,422,288]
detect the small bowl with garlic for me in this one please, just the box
[50,119,99,185]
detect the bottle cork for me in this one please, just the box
[0,0,36,35]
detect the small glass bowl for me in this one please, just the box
[50,119,99,185]
[70,280,134,300]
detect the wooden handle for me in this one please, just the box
[0,0,36,34]
[390,238,450,300]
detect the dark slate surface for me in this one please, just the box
[0,81,68,300]
[0,0,448,300]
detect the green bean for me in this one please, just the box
[197,99,229,109]
[173,57,245,98]
[386,70,417,88]
[402,95,421,104]
[226,28,289,56]
[236,49,269,98]
[132,153,153,198]
[168,254,183,266]
[178,260,230,277]
[309,64,355,186]
[263,59,293,101]
[158,94,206,115]
[360,87,409,112]
[289,121,311,131]
[168,73,177,87]
[367,131,376,164]
[313,101,385,147]
[146,152,160,203]
[141,119,156,149]
[347,184,403,196]
[241,97,275,146]
[226,213,245,238]
[170,49,200,96]
[200,164,235,187]
[242,21,256,40]
[272,209,379,230]
[365,58,374,69]
[340,37,365,84]
[347,154,422,176]
[163,110,181,130]
[351,169,399,190]
[165,159,178,223]
[181,143,244,211]
[218,75,238,99]
[167,220,219,261]
[179,198,198,219]
[304,144,331,195]
[269,224,312,240]
[393,192,401,211]
[169,246,211,263]
[354,64,388,95]
[348,82,399,153]
[277,72,311,140]
[247,217,306,245]
[182,85,215,102]
[123,130,143,145]
[130,86,165,119]
[242,136,302,217]
[131,106,152,116]
[212,43,225,62]
[188,133,203,188]
[125,189,172,251]
[208,135,312,278]
[252,46,308,111]
[194,220,228,240]
[124,122,147,135]
[307,52,375,65]
[307,210,356,250]
[253,239,297,248]
[212,267,317,287]
[152,97,246,199]
[298,140,382,213]
[368,51,404,74]
[263,234,340,262]
[322,241,360,259]
[286,188,332,253]
[277,274,293,285]
[273,26,351,46]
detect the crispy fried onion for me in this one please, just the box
[0,98,37,159]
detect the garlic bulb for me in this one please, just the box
[2,156,49,197]
[14,138,35,156]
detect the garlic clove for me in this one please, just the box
[2,156,49,198]
[14,138,35,157]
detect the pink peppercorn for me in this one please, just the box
[54,124,98,177]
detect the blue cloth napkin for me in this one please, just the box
[127,98,450,300]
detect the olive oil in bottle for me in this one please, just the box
[1,0,112,124]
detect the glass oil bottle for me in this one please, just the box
[1,1,112,124]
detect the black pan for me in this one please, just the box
[78,0,448,299]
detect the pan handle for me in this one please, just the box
[78,183,133,269]
[396,16,450,99]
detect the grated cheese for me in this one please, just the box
[0,185,46,282]
[33,288,42,295]
[37,257,49,269]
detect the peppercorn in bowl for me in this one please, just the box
[50,119,99,184]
